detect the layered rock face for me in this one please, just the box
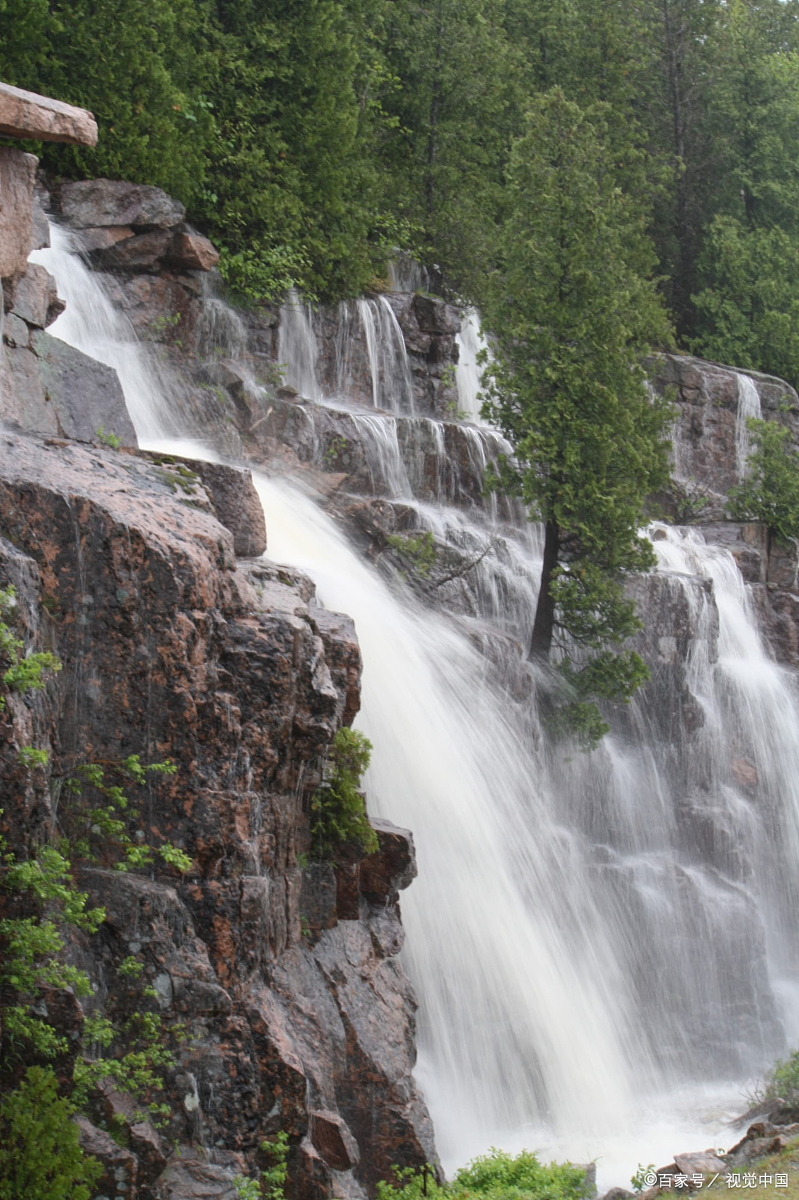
[0,431,436,1198]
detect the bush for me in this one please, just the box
[0,1067,101,1200]
[376,1148,590,1200]
[728,418,799,541]
[760,1048,799,1105]
[310,728,378,859]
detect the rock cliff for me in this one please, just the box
[0,115,437,1199]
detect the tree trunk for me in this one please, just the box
[528,518,559,660]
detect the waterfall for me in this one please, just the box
[735,373,762,478]
[456,309,489,424]
[353,297,415,414]
[278,288,320,400]
[29,225,178,442]
[35,229,799,1189]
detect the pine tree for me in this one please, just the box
[479,89,673,747]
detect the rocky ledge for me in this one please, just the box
[0,429,437,1199]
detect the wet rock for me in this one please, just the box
[56,179,185,230]
[413,294,461,335]
[168,231,220,272]
[767,536,799,590]
[0,146,36,301]
[602,1189,634,1200]
[649,353,799,497]
[311,1109,361,1170]
[11,262,63,328]
[189,459,267,556]
[360,819,417,901]
[92,228,173,272]
[0,80,97,145]
[151,1155,240,1199]
[0,428,437,1194]
[30,196,50,251]
[31,329,136,444]
[75,1115,138,1198]
[301,862,338,937]
[673,1152,727,1176]
[2,311,29,348]
[700,523,768,584]
[95,1079,170,1185]
[75,224,134,253]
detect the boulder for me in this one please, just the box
[30,329,137,445]
[92,228,172,272]
[311,1109,361,1170]
[413,294,461,335]
[190,460,267,556]
[359,819,417,901]
[151,1156,241,1199]
[767,536,799,590]
[11,263,63,328]
[75,224,134,253]
[0,146,36,299]
[30,197,49,251]
[56,178,185,230]
[672,1152,727,1176]
[74,1115,137,1199]
[0,80,97,145]
[168,231,220,272]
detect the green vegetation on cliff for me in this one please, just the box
[479,91,673,746]
[5,0,799,362]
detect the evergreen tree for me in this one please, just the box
[479,90,673,747]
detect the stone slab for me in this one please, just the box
[30,329,137,445]
[0,146,36,290]
[57,178,185,229]
[0,80,97,145]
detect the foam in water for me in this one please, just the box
[38,230,799,1190]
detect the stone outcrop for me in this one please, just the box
[0,429,436,1198]
[0,80,97,145]
[0,146,37,303]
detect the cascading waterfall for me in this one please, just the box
[29,225,179,442]
[278,288,320,400]
[735,373,762,478]
[35,228,799,1189]
[455,309,490,424]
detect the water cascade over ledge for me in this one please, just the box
[32,228,799,1188]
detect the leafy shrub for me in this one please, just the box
[376,1148,590,1200]
[0,1067,101,1200]
[760,1048,799,1105]
[728,418,799,541]
[310,728,378,859]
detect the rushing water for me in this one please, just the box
[33,228,799,1189]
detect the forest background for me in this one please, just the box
[3,0,799,389]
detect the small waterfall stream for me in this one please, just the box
[33,229,799,1189]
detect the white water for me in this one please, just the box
[35,229,799,1190]
[456,309,490,424]
[735,373,762,478]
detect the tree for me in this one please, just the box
[690,0,799,381]
[479,89,673,747]
[728,417,799,542]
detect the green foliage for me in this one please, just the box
[377,1147,589,1200]
[0,586,61,710]
[631,1165,656,1195]
[0,1067,101,1200]
[478,89,673,747]
[728,418,799,541]
[760,1047,799,1105]
[234,1132,290,1200]
[95,426,121,450]
[310,728,378,859]
[386,531,437,579]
